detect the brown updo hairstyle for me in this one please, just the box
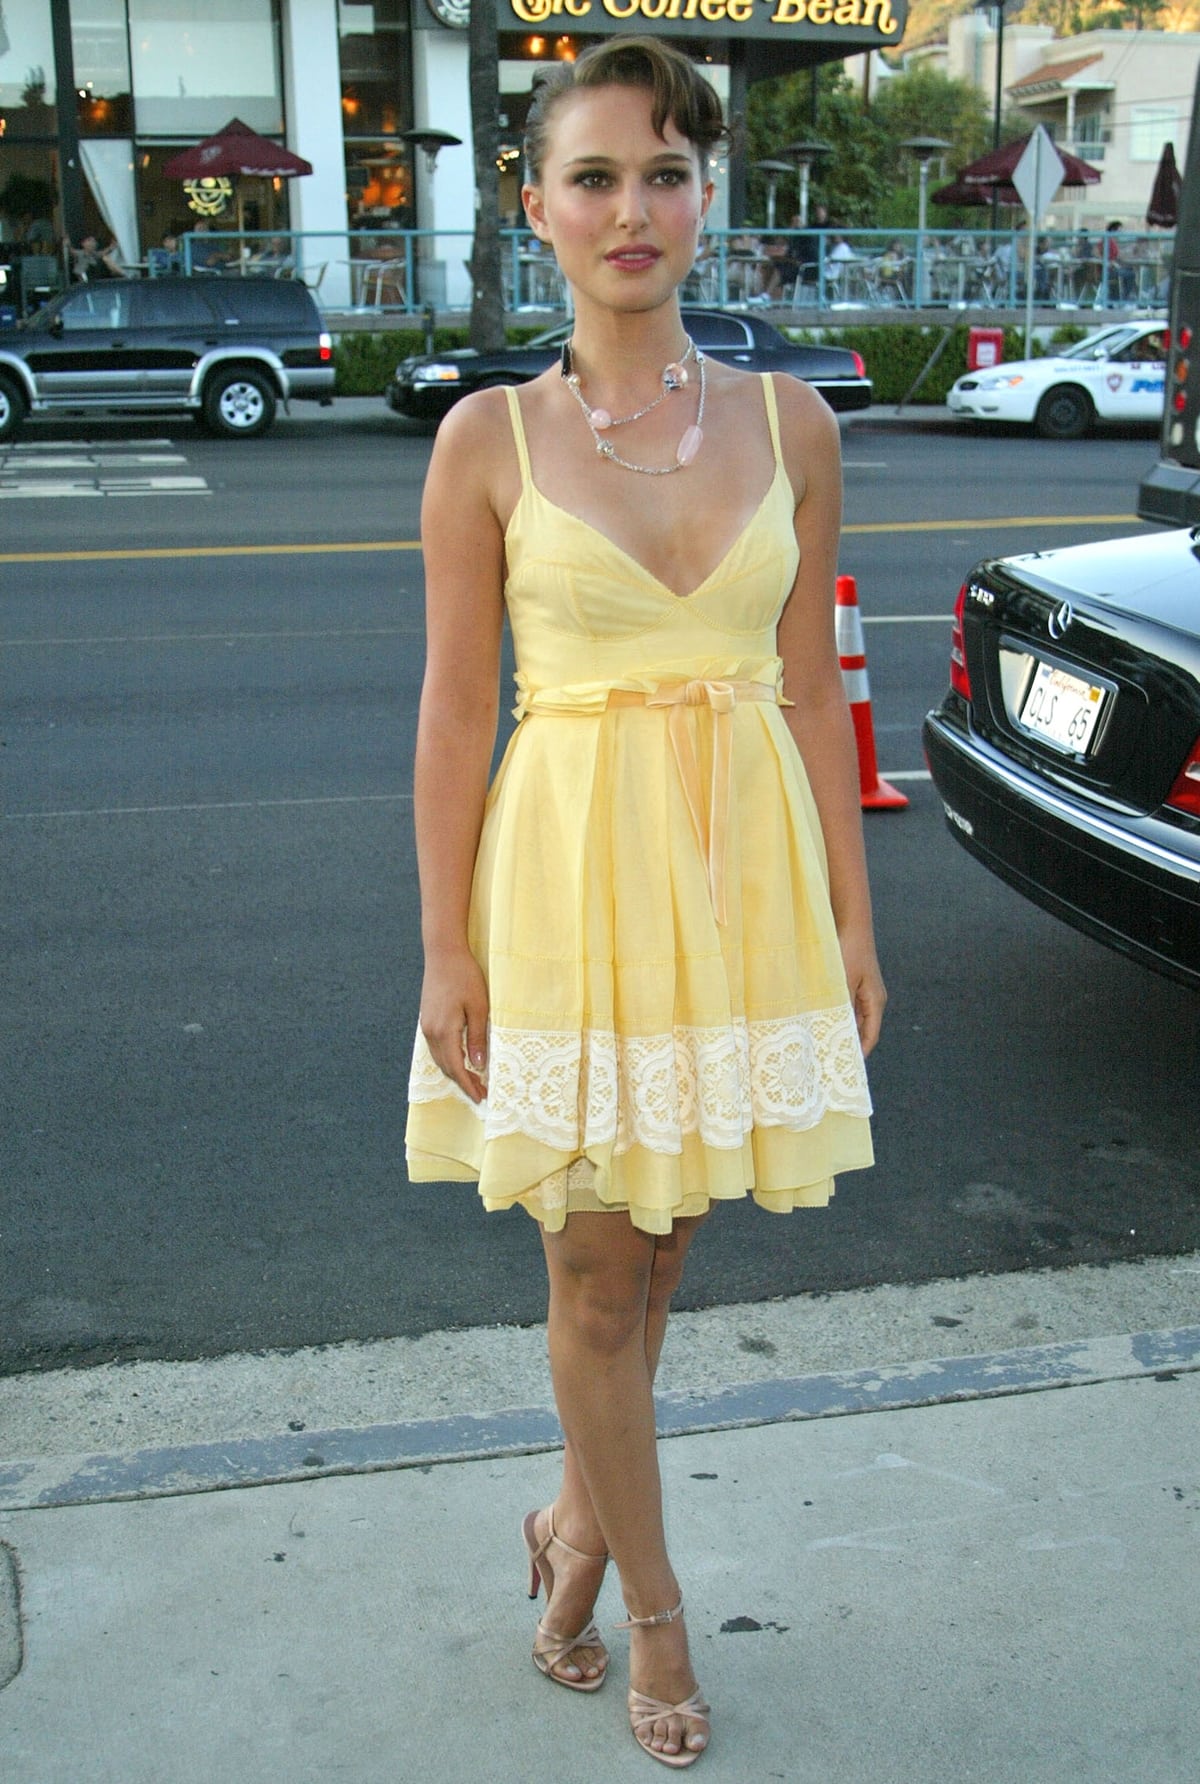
[523,36,729,187]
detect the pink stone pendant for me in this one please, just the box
[589,407,613,431]
[676,424,703,467]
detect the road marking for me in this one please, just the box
[0,440,210,500]
[4,627,411,648]
[0,477,208,499]
[2,616,939,648]
[876,769,932,781]
[844,513,1141,535]
[0,514,1146,566]
[3,792,413,822]
[0,540,421,564]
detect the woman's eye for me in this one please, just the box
[652,169,689,186]
[574,171,611,188]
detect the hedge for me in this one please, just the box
[333,320,1092,402]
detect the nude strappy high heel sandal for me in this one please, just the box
[521,1507,609,1692]
[615,1599,710,1769]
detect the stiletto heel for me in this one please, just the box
[615,1599,710,1769]
[520,1507,609,1692]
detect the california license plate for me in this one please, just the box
[1018,660,1107,753]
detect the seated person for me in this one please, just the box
[188,221,237,271]
[245,235,294,274]
[70,234,126,281]
[761,234,800,301]
[146,233,182,276]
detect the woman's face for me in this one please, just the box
[523,83,712,313]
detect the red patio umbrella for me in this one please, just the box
[162,118,313,181]
[931,178,1022,209]
[163,118,313,233]
[956,132,1101,193]
[1146,141,1181,228]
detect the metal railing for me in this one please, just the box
[174,226,1174,318]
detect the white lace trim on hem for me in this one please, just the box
[408,1010,871,1156]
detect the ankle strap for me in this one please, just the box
[537,1507,608,1567]
[613,1597,683,1630]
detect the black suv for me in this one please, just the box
[0,276,335,440]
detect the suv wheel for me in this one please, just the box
[0,373,27,442]
[203,368,277,438]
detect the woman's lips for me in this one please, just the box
[605,248,661,271]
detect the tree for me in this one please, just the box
[467,0,505,351]
[871,66,993,171]
[745,67,888,230]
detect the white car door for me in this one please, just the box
[1095,330,1167,422]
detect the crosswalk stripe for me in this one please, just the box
[0,438,209,498]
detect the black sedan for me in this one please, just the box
[923,529,1200,989]
[385,308,871,422]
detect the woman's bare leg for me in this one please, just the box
[540,1211,709,1758]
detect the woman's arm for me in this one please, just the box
[772,375,886,1056]
[413,392,508,1101]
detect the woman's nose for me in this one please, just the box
[614,180,651,229]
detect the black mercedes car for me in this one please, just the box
[923,529,1200,989]
[385,307,871,422]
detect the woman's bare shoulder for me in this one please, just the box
[424,384,525,527]
[769,371,841,496]
[769,369,841,446]
[429,384,515,464]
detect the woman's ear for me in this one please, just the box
[699,181,714,230]
[522,185,550,243]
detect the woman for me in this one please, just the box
[406,37,884,1769]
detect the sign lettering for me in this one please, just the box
[505,0,900,33]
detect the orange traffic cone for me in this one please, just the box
[836,574,908,812]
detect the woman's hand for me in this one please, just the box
[839,927,887,1058]
[419,947,491,1104]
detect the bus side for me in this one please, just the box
[1138,70,1200,525]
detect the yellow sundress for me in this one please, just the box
[406,374,873,1234]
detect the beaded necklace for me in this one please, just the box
[560,338,707,476]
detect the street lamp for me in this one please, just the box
[902,136,951,304]
[974,1,1013,231]
[399,127,463,177]
[399,129,463,308]
[780,139,832,229]
[753,160,795,231]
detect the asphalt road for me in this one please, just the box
[3,403,1198,1373]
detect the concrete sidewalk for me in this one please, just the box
[3,1320,1197,1784]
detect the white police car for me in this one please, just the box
[947,320,1167,439]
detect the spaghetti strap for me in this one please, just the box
[760,373,784,469]
[505,385,533,488]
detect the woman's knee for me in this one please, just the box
[544,1218,654,1355]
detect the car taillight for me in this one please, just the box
[950,582,971,701]
[319,332,333,363]
[1165,736,1200,817]
[851,350,867,378]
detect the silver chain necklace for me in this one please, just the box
[561,339,707,476]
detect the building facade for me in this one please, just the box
[919,16,1198,228]
[1,0,907,308]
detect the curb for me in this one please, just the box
[3,1325,1196,1514]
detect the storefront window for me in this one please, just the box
[72,0,134,137]
[0,0,58,136]
[135,143,289,258]
[128,0,283,137]
[340,0,413,227]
